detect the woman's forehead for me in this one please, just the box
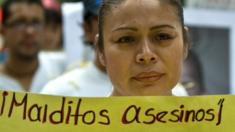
[121,0,161,8]
[109,0,173,12]
[103,0,180,31]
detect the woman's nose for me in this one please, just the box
[136,41,158,64]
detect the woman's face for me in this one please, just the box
[99,0,187,96]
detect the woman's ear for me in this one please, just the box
[183,26,189,60]
[95,34,106,67]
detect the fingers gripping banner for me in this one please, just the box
[0,90,234,132]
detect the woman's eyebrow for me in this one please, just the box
[150,25,175,30]
[112,27,138,32]
[111,25,175,32]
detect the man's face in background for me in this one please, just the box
[3,2,45,60]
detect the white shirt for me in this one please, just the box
[172,83,188,96]
[66,45,95,71]
[0,52,66,93]
[41,62,113,97]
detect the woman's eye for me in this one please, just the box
[116,36,135,43]
[155,33,173,41]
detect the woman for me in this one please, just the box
[96,0,189,96]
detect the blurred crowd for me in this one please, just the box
[0,0,205,96]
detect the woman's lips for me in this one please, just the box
[132,72,165,83]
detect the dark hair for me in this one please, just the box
[83,0,100,23]
[45,9,62,25]
[84,11,98,24]
[45,8,63,49]
[2,0,44,25]
[97,0,188,52]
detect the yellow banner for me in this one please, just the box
[0,90,234,132]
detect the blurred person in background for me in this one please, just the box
[42,0,63,51]
[41,0,112,97]
[39,0,66,77]
[0,0,64,93]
